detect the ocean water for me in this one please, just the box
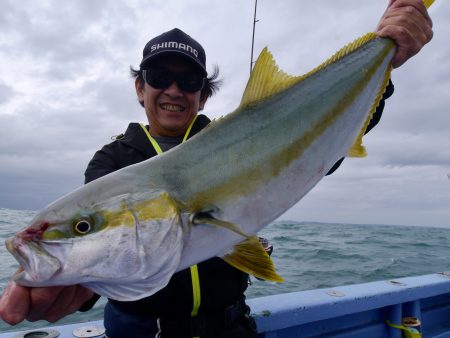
[1,207,450,334]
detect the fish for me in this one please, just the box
[5,1,435,302]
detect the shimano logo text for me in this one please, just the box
[151,42,199,57]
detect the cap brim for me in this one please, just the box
[140,50,207,76]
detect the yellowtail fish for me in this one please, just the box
[5,1,435,301]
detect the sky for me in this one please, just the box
[0,0,449,228]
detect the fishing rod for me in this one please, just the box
[250,0,258,75]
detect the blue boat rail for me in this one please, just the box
[2,273,450,338]
[250,272,450,337]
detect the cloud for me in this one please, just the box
[0,0,449,228]
[282,162,450,228]
[0,84,15,105]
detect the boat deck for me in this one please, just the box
[2,273,450,337]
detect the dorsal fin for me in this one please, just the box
[239,33,380,109]
[239,48,301,108]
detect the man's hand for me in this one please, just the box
[0,277,93,325]
[376,0,433,68]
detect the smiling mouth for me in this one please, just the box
[160,103,185,112]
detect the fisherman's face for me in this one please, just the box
[136,56,207,137]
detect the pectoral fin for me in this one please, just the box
[192,212,249,238]
[223,236,284,282]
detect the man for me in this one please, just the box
[83,27,257,338]
[0,1,433,337]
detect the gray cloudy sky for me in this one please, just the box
[1,1,449,227]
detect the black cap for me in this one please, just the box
[140,28,207,76]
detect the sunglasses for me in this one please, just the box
[142,68,205,93]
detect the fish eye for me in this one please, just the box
[74,218,92,235]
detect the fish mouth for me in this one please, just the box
[5,236,61,284]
